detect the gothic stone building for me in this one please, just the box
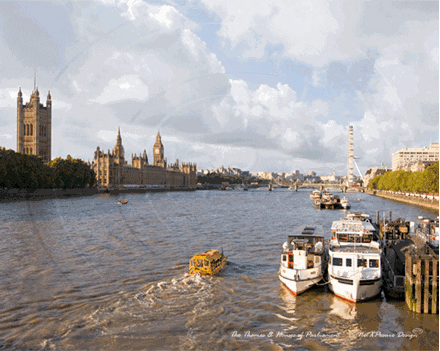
[16,87,52,163]
[91,129,197,189]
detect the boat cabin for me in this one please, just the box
[331,220,376,245]
[189,249,227,276]
[281,226,325,270]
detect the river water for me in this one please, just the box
[0,189,438,350]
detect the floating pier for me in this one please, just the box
[377,212,439,313]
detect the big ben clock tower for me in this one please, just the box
[153,131,166,167]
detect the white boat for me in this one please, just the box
[344,212,372,223]
[321,191,333,201]
[340,197,350,209]
[279,225,326,295]
[310,189,321,200]
[328,220,382,303]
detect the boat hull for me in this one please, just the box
[328,275,381,303]
[279,273,321,296]
[278,267,323,295]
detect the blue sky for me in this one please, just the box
[0,0,438,175]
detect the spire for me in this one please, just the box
[156,131,161,141]
[117,127,122,144]
[47,89,51,100]
[18,87,22,97]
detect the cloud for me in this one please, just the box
[0,0,437,175]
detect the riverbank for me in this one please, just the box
[365,189,439,211]
[0,187,196,202]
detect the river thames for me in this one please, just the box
[0,189,438,350]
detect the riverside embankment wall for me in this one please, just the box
[365,189,439,211]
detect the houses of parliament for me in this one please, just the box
[91,129,197,189]
[16,86,197,189]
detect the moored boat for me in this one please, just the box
[117,200,128,204]
[344,211,372,223]
[279,225,326,295]
[328,219,382,303]
[341,197,350,209]
[310,189,322,200]
[189,249,228,277]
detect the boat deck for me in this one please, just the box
[330,244,381,254]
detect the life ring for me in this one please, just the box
[194,272,201,278]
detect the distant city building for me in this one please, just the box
[363,167,389,187]
[16,86,52,163]
[91,129,196,188]
[392,143,439,171]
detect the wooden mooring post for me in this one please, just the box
[405,246,439,314]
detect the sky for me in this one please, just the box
[0,0,438,175]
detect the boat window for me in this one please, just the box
[346,258,352,267]
[332,257,343,266]
[204,260,209,267]
[197,259,203,267]
[282,255,287,262]
[362,235,371,243]
[288,254,293,262]
[190,260,194,267]
[357,259,367,268]
[338,234,348,242]
[369,259,379,268]
[348,235,355,242]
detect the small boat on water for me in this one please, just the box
[321,191,332,201]
[341,197,351,209]
[310,189,321,200]
[117,200,129,204]
[279,225,326,295]
[189,249,228,277]
[328,219,382,303]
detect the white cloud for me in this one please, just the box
[93,75,149,104]
[0,0,436,174]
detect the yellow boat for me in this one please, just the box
[189,249,228,277]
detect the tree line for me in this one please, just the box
[197,172,260,185]
[0,148,96,189]
[367,162,439,194]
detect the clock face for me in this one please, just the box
[155,149,159,154]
